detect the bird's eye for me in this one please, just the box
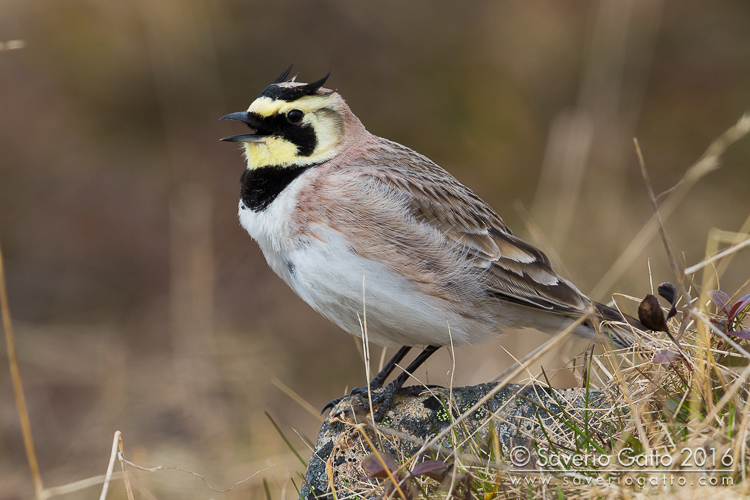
[287,109,304,123]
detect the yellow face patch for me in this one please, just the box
[242,93,345,170]
[243,136,300,169]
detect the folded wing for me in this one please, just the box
[369,160,590,316]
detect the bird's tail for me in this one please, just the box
[591,301,646,349]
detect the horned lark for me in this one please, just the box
[221,67,639,419]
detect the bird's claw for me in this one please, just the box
[321,386,374,415]
[362,384,396,421]
[321,384,394,421]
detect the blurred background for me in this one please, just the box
[1,0,749,498]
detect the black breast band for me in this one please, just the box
[240,164,314,212]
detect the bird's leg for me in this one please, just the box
[321,346,412,414]
[365,345,441,421]
[367,345,412,390]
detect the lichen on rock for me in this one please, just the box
[300,383,613,499]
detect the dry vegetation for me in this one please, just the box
[2,2,750,499]
[4,117,750,499]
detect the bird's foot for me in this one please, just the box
[322,383,447,422]
[321,384,396,421]
[321,385,378,415]
[361,383,397,422]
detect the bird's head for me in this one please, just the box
[221,67,360,170]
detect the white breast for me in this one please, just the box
[237,174,479,347]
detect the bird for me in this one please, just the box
[220,67,640,420]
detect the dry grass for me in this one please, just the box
[4,116,750,498]
[3,111,749,498]
[2,12,749,493]
[327,277,750,499]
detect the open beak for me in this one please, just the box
[219,112,268,143]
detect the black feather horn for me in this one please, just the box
[297,71,331,96]
[273,64,294,84]
[258,70,332,101]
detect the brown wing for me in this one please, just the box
[366,145,589,315]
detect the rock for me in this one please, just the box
[300,383,612,499]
